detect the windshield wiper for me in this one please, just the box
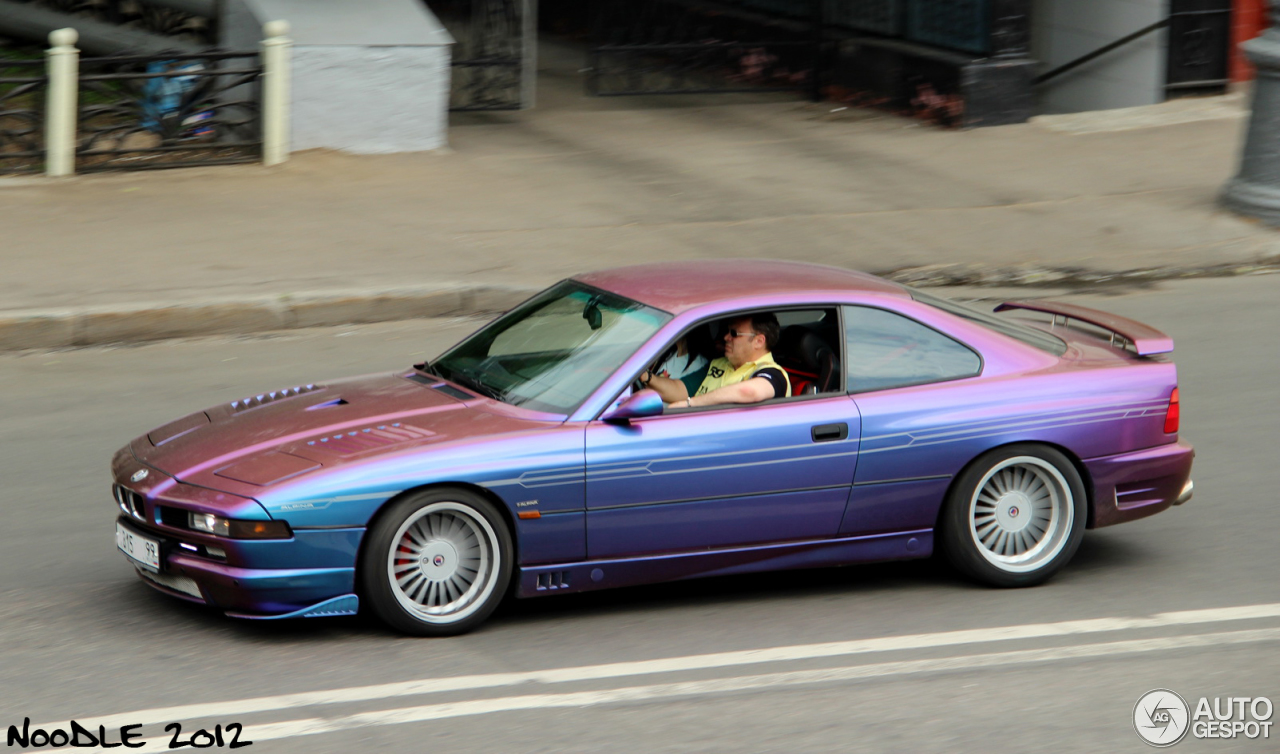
[439,364,505,402]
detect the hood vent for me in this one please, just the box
[306,398,349,410]
[304,423,436,456]
[231,384,323,412]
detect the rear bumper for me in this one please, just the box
[1084,439,1194,529]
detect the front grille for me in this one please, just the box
[113,484,146,520]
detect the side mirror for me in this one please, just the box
[601,389,664,422]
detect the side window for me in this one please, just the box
[843,305,980,393]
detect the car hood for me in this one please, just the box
[130,371,558,496]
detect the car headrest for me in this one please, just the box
[778,325,833,372]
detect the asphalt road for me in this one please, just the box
[1,275,1277,753]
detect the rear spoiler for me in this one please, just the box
[993,300,1173,356]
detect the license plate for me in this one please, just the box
[116,522,161,572]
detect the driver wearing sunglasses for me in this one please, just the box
[641,313,790,408]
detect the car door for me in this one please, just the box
[584,391,861,560]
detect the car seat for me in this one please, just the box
[775,325,839,395]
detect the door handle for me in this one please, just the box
[811,423,848,442]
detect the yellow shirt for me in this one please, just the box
[695,352,791,398]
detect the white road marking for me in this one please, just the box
[45,626,1280,752]
[27,602,1280,734]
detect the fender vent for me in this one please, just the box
[231,384,322,412]
[304,423,435,456]
[535,571,571,591]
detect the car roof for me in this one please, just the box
[573,260,909,314]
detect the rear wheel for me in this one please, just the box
[939,445,1086,588]
[361,488,512,636]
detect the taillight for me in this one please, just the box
[1164,388,1180,434]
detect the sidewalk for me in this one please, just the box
[1,40,1275,349]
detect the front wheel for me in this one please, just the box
[939,445,1087,588]
[361,488,512,636]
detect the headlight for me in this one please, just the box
[189,511,229,536]
[188,512,291,539]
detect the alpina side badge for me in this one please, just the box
[131,469,149,483]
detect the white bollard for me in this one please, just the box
[44,28,79,178]
[261,20,291,167]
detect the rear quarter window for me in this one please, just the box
[909,288,1068,356]
[843,305,982,393]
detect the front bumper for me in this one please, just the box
[1084,439,1194,529]
[117,516,358,617]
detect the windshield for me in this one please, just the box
[909,288,1068,356]
[430,281,671,415]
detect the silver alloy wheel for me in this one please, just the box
[386,501,500,624]
[967,456,1074,573]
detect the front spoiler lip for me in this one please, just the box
[119,516,355,617]
[224,594,359,620]
[131,566,359,619]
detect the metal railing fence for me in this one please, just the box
[1,22,289,177]
[76,50,264,171]
[0,57,46,173]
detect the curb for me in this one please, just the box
[3,261,1278,352]
[0,284,540,351]
[881,259,1280,288]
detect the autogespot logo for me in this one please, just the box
[1135,689,1191,747]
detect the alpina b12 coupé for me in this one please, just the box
[113,261,1193,635]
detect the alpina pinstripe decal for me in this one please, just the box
[859,402,1166,450]
[589,439,856,470]
[851,474,951,487]
[588,483,853,511]
[280,399,1166,506]
[586,449,862,483]
[858,414,1164,455]
[498,404,1159,485]
[481,439,859,488]
[279,491,392,507]
[859,400,1166,445]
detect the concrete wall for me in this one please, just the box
[1032,0,1167,113]
[292,46,450,153]
[223,0,453,153]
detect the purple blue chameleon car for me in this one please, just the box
[112,261,1193,635]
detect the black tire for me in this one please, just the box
[360,487,513,636]
[939,444,1087,588]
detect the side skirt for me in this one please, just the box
[516,529,933,599]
